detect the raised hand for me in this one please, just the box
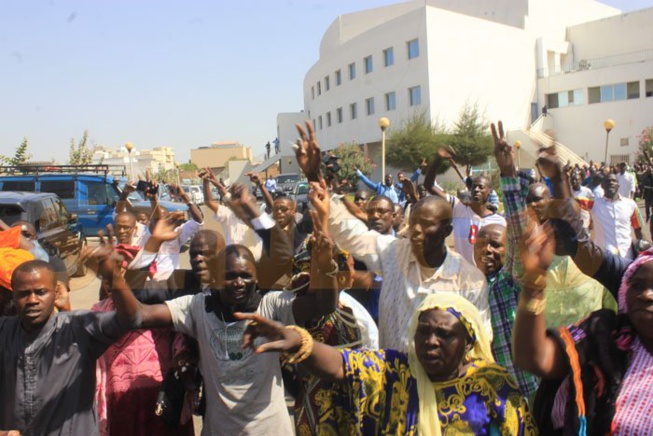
[423,147,454,196]
[245,172,261,185]
[311,228,336,275]
[294,121,322,182]
[150,215,180,242]
[491,121,516,178]
[308,179,329,223]
[235,312,302,354]
[519,220,555,276]
[536,143,564,179]
[81,226,122,277]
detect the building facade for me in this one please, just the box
[291,0,652,176]
[91,146,176,178]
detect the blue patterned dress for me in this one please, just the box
[312,349,537,435]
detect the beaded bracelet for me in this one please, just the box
[282,325,314,365]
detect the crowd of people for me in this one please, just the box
[0,119,651,435]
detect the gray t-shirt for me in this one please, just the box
[166,291,295,435]
[0,311,126,435]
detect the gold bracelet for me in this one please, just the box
[518,295,547,316]
[317,259,339,277]
[281,325,314,365]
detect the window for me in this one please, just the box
[326,111,332,127]
[610,154,630,165]
[620,138,630,147]
[385,92,396,111]
[364,56,373,74]
[336,107,343,123]
[85,182,109,205]
[546,89,583,108]
[39,198,58,231]
[40,180,75,199]
[409,86,421,106]
[318,115,323,130]
[311,86,315,100]
[335,70,342,86]
[1,181,35,191]
[312,118,316,128]
[317,81,321,96]
[348,63,356,80]
[350,103,358,120]
[589,82,640,104]
[383,47,394,67]
[366,97,375,115]
[0,205,22,227]
[324,76,330,91]
[407,39,419,59]
[646,79,653,97]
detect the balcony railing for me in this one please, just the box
[538,49,653,78]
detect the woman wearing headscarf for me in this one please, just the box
[513,220,653,435]
[237,291,536,435]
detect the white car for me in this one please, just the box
[182,185,204,205]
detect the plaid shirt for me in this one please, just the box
[488,176,539,397]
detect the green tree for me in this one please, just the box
[331,142,374,191]
[68,129,93,165]
[449,103,493,173]
[636,126,653,162]
[179,162,198,172]
[151,167,179,184]
[1,137,32,166]
[386,112,450,174]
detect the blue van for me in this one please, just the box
[0,165,188,235]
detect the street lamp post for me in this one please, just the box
[175,163,181,187]
[603,119,615,167]
[378,117,390,180]
[514,140,522,168]
[124,142,134,181]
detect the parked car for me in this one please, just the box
[0,191,86,277]
[182,185,204,205]
[275,173,303,194]
[292,181,309,211]
[0,165,188,235]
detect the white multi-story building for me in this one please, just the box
[92,146,176,178]
[280,0,653,178]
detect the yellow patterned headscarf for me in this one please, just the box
[406,292,494,436]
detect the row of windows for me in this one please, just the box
[547,79,653,108]
[311,39,420,100]
[310,86,421,130]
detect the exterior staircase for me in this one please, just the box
[507,115,588,169]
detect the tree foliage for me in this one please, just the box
[68,130,93,165]
[331,142,374,191]
[151,168,179,184]
[449,103,493,169]
[386,112,450,174]
[179,162,198,172]
[387,105,493,176]
[1,137,32,166]
[636,126,653,162]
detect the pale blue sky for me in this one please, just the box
[1,0,651,163]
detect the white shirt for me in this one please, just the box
[591,195,642,259]
[213,206,263,260]
[149,219,202,280]
[618,171,636,198]
[339,291,379,350]
[328,196,491,352]
[265,179,277,193]
[573,186,595,229]
[446,194,507,265]
[166,291,295,436]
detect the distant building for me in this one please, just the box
[190,141,253,174]
[283,0,653,178]
[91,146,176,177]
